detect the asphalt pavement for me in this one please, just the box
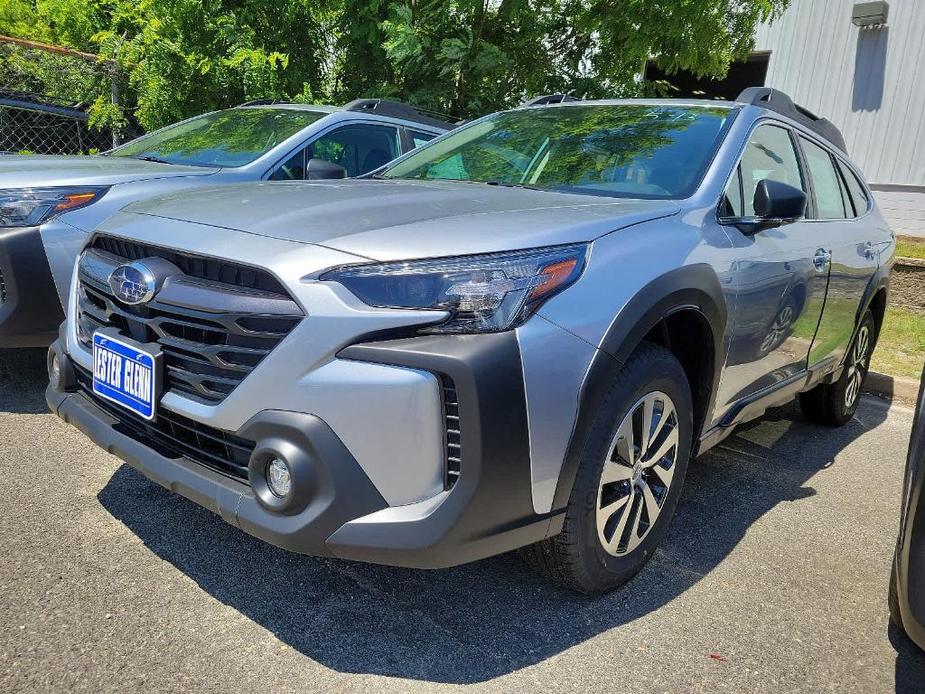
[1,347,924,693]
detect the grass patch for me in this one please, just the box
[896,235,925,260]
[871,307,925,380]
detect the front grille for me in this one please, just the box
[442,376,461,489]
[89,236,288,295]
[76,236,303,404]
[75,366,254,482]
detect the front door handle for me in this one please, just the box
[813,248,831,273]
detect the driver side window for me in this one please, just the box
[723,124,805,216]
[269,124,401,180]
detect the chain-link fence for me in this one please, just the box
[0,90,112,154]
[0,39,120,155]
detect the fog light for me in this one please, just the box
[266,458,292,498]
[50,353,61,386]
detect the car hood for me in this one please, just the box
[124,179,681,261]
[0,154,220,188]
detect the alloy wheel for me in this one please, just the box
[845,324,870,409]
[596,391,679,557]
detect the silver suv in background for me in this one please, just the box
[0,99,450,346]
[47,88,894,593]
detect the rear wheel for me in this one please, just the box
[799,310,876,426]
[520,343,693,594]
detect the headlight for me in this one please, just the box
[321,244,588,333]
[0,187,108,227]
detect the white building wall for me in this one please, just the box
[754,0,925,235]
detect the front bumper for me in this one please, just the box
[47,333,563,568]
[0,226,64,347]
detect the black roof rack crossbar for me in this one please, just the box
[737,87,847,153]
[343,98,455,129]
[520,94,579,107]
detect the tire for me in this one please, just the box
[889,559,905,631]
[799,310,876,427]
[519,342,693,595]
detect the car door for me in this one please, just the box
[268,123,402,180]
[715,122,830,408]
[796,135,878,370]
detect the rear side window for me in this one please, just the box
[836,159,870,217]
[800,137,847,219]
[723,124,804,216]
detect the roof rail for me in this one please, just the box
[343,98,455,129]
[737,87,847,153]
[520,94,579,107]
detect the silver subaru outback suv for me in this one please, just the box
[47,88,894,594]
[0,98,448,347]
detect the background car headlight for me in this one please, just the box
[0,187,108,228]
[321,244,588,333]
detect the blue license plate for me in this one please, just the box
[92,332,161,420]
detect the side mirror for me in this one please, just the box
[306,158,347,180]
[721,179,807,235]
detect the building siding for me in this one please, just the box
[755,0,925,235]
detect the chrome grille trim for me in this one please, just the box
[89,235,288,294]
[76,239,303,404]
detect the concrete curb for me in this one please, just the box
[864,371,921,404]
[895,255,925,268]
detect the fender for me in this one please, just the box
[550,263,728,512]
[825,264,890,384]
[857,264,890,344]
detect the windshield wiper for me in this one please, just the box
[484,180,541,191]
[133,154,172,165]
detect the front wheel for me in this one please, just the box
[799,310,876,426]
[520,342,693,594]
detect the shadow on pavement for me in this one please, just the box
[0,348,49,414]
[890,621,925,693]
[94,396,925,684]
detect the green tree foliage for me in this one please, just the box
[1,0,790,131]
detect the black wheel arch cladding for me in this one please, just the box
[551,263,727,512]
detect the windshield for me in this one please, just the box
[382,104,734,199]
[109,107,328,168]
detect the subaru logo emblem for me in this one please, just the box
[108,262,157,305]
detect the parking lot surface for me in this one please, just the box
[1,348,924,693]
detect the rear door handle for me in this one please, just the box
[813,248,831,273]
